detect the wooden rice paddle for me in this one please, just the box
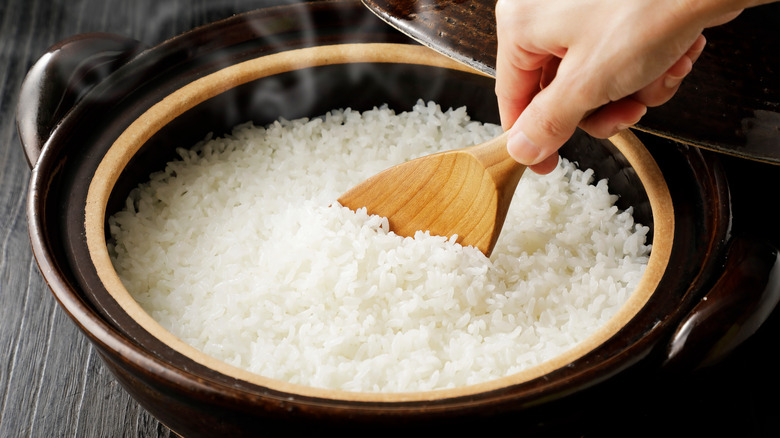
[338,131,524,257]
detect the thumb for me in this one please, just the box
[506,79,590,167]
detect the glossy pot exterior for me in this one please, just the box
[18,1,780,436]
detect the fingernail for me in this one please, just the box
[664,75,684,88]
[507,130,543,165]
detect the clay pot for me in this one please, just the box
[17,1,779,436]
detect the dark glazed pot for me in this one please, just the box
[17,1,780,436]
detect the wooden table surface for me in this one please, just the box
[2,0,780,436]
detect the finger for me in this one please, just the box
[495,44,547,130]
[528,153,561,175]
[506,66,592,167]
[579,98,647,138]
[631,34,706,107]
[706,9,743,27]
[494,5,557,132]
[630,55,692,107]
[669,33,706,80]
[687,34,707,65]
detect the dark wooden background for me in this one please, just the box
[2,0,780,436]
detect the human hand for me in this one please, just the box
[495,0,753,174]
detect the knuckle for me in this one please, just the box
[525,103,571,140]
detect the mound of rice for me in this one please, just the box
[108,100,651,393]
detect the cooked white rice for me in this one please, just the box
[108,100,650,393]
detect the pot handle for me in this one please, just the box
[663,236,780,370]
[16,32,145,168]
